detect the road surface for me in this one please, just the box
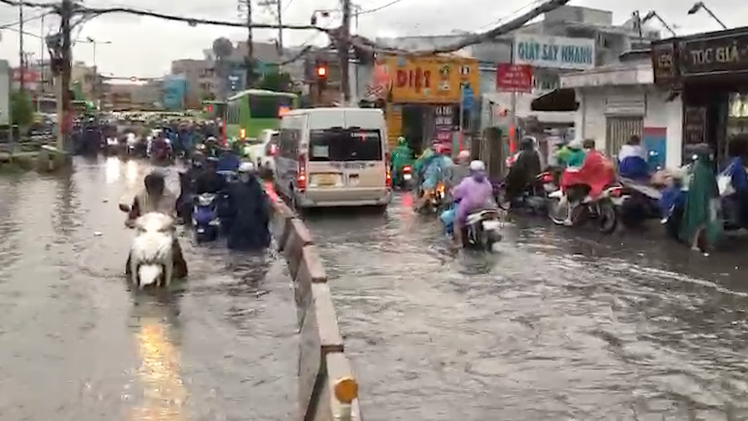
[0,157,297,420]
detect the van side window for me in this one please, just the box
[279,128,299,157]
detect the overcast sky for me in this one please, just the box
[0,0,743,78]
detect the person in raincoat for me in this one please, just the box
[720,134,748,228]
[390,136,414,184]
[504,137,542,204]
[679,144,722,251]
[559,139,616,225]
[414,143,453,210]
[225,162,271,250]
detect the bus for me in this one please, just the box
[226,89,298,140]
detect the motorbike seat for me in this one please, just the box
[619,177,662,200]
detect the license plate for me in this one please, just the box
[482,220,502,230]
[403,174,412,180]
[197,228,205,233]
[314,174,337,186]
[543,183,556,192]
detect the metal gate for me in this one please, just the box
[605,116,643,158]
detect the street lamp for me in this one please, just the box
[641,11,677,37]
[687,2,727,29]
[84,37,112,109]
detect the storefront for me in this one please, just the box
[651,26,748,165]
[367,54,479,152]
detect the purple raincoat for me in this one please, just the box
[453,173,494,225]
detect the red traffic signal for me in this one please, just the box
[316,66,327,77]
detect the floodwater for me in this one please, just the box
[302,193,748,421]
[0,157,296,420]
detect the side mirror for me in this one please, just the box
[118,203,131,213]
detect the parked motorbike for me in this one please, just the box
[547,184,622,233]
[192,193,220,243]
[463,209,504,250]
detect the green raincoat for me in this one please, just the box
[679,151,723,249]
[390,137,414,180]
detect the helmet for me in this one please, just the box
[397,136,406,145]
[520,136,536,150]
[238,162,255,173]
[469,160,485,172]
[457,150,471,162]
[568,139,582,150]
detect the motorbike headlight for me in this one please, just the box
[107,138,117,145]
[208,219,221,226]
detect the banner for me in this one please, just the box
[513,34,595,70]
[162,76,186,110]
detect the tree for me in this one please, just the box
[10,90,34,128]
[258,70,293,92]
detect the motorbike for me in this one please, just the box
[126,134,147,158]
[616,178,663,228]
[419,182,447,214]
[394,165,414,190]
[547,183,622,234]
[192,193,221,242]
[497,171,556,213]
[117,205,175,288]
[463,209,504,250]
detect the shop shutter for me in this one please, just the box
[605,116,643,158]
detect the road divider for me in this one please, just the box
[269,197,362,421]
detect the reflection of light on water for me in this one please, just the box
[131,321,189,421]
[105,157,121,184]
[126,161,140,186]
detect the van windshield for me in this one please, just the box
[309,129,383,161]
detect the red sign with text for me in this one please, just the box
[496,64,532,93]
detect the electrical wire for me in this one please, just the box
[476,0,544,30]
[355,0,406,16]
[0,10,50,28]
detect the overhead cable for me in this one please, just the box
[355,0,406,16]
[350,0,571,56]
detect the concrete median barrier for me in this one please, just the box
[268,198,362,421]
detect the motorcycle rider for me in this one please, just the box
[194,156,226,195]
[559,139,616,225]
[390,136,414,185]
[451,150,472,186]
[504,136,542,206]
[225,162,271,250]
[414,143,453,211]
[557,139,586,169]
[451,160,496,246]
[125,171,188,278]
[618,135,650,181]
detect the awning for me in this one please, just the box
[531,88,578,112]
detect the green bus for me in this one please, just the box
[226,89,299,140]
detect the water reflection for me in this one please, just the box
[130,295,188,421]
[126,160,141,187]
[106,157,121,184]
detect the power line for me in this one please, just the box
[355,0,406,16]
[0,10,49,28]
[477,0,544,30]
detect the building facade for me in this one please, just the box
[651,25,748,166]
[560,56,682,169]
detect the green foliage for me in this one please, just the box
[258,70,293,92]
[10,90,34,128]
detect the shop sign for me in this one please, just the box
[513,34,595,70]
[651,41,678,85]
[496,63,533,92]
[382,55,479,103]
[680,32,748,76]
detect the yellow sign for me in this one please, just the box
[380,55,479,103]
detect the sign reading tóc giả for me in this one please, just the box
[513,34,595,70]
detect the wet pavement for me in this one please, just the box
[0,157,296,420]
[302,193,748,420]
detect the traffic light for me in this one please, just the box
[316,65,326,77]
[315,59,328,100]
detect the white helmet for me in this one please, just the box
[457,150,471,161]
[469,160,485,172]
[238,162,255,173]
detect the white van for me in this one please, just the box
[274,107,391,209]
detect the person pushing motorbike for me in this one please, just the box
[124,171,188,278]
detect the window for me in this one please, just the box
[309,129,383,162]
[279,128,300,158]
[249,95,294,118]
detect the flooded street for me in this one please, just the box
[303,194,748,420]
[0,157,296,420]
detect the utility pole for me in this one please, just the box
[58,0,72,151]
[276,0,283,54]
[243,0,255,88]
[339,0,351,104]
[39,13,45,111]
[19,2,25,91]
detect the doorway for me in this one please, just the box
[401,104,425,153]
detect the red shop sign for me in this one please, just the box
[496,64,532,93]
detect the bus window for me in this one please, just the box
[249,95,293,119]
